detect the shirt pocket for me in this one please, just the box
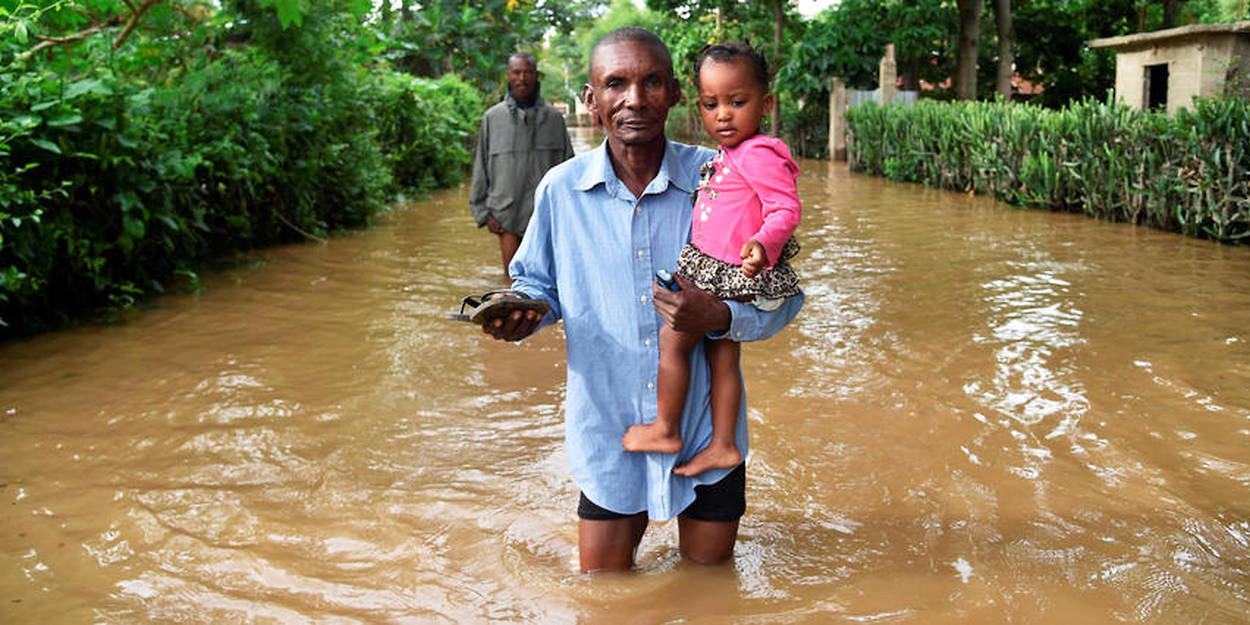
[533,139,565,154]
[487,142,521,157]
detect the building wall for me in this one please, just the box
[1233,38,1250,95]
[1196,34,1249,101]
[1113,33,1249,114]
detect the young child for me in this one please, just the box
[623,42,801,477]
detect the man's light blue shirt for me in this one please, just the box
[510,138,804,521]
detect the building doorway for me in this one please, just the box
[1145,63,1169,111]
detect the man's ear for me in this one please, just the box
[667,78,682,107]
[580,83,595,110]
[582,84,602,128]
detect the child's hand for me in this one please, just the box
[740,240,768,278]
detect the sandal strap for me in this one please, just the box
[459,290,528,315]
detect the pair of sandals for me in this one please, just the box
[448,290,550,325]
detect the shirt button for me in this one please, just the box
[636,249,644,258]
[644,338,652,346]
[640,295,648,303]
[647,382,655,390]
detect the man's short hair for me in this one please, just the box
[509,52,537,68]
[589,27,674,81]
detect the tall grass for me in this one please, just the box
[846,98,1250,243]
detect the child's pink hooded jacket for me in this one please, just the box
[690,133,801,269]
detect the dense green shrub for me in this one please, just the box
[0,6,481,339]
[781,102,831,160]
[846,98,1250,243]
[370,72,482,191]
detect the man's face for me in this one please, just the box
[507,57,538,101]
[585,40,679,146]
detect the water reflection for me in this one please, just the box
[1,131,1248,623]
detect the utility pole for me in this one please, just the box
[771,0,782,132]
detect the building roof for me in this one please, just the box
[1089,21,1250,49]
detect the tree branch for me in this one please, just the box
[14,0,166,62]
[169,3,205,22]
[113,0,165,49]
[272,206,329,244]
[17,14,127,61]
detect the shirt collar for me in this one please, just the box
[504,93,545,113]
[574,138,700,197]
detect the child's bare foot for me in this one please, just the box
[622,423,683,454]
[672,443,742,477]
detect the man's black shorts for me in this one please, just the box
[577,463,746,522]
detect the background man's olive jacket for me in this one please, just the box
[469,94,574,236]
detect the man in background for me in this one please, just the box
[469,52,574,279]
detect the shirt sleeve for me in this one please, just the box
[468,116,491,228]
[560,120,575,162]
[738,139,801,269]
[508,173,562,330]
[710,290,804,343]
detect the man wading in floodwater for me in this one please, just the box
[469,52,574,279]
[477,27,802,573]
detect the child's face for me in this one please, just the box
[696,58,773,149]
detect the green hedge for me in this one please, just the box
[371,72,481,192]
[846,98,1250,243]
[0,53,480,339]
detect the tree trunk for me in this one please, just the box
[995,0,1013,101]
[901,62,921,91]
[771,0,782,133]
[1162,0,1181,28]
[955,0,982,100]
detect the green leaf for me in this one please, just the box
[65,78,112,100]
[123,216,146,239]
[15,20,28,45]
[30,138,61,154]
[114,191,140,214]
[47,113,83,127]
[155,214,178,230]
[270,0,304,28]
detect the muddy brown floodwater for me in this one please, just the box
[2,127,1248,624]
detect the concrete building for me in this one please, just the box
[1089,21,1250,114]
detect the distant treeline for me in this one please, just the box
[846,98,1250,243]
[1,8,481,340]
